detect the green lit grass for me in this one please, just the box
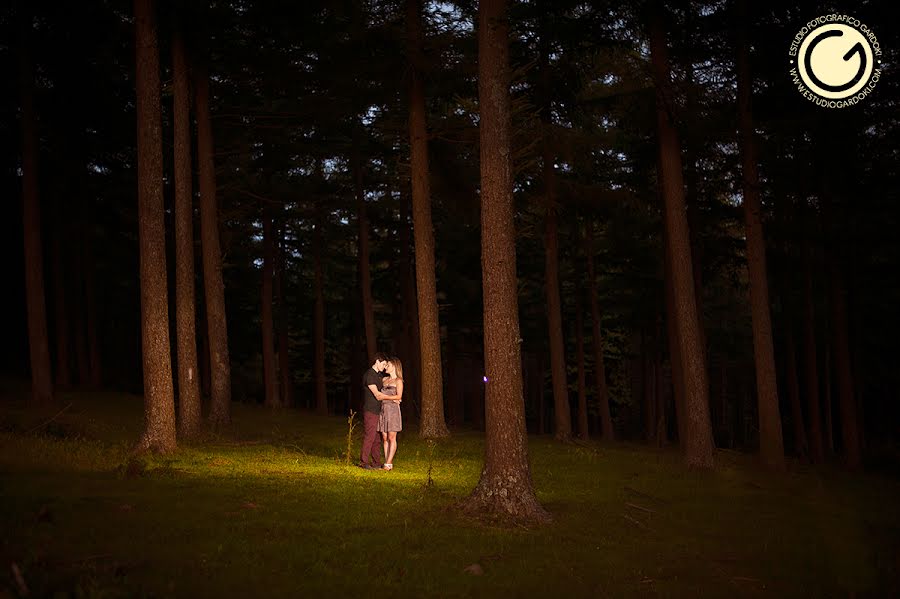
[1,392,897,598]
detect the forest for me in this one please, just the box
[2,0,899,596]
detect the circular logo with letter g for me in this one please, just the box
[796,22,875,100]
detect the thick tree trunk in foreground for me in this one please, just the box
[736,7,785,470]
[649,5,714,468]
[462,0,549,523]
[172,25,201,437]
[195,55,232,427]
[134,0,176,452]
[19,13,53,406]
[313,202,327,414]
[407,0,449,438]
[585,220,614,440]
[663,235,687,445]
[261,206,278,407]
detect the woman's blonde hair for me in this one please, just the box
[389,356,403,380]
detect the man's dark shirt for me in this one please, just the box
[362,367,384,414]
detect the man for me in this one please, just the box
[359,352,394,469]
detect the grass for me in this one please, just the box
[1,391,898,598]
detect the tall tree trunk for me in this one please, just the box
[353,141,377,364]
[51,218,71,389]
[664,235,687,445]
[575,289,589,440]
[827,262,861,468]
[463,0,548,523]
[172,23,201,437]
[195,52,232,427]
[134,0,176,452]
[407,0,449,438]
[19,9,53,405]
[736,2,785,470]
[198,294,211,399]
[585,219,614,440]
[683,5,704,308]
[313,201,327,415]
[276,222,293,407]
[539,21,571,442]
[648,4,714,468]
[801,241,824,463]
[261,204,278,408]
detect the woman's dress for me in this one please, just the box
[377,383,402,432]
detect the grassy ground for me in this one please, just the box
[1,391,898,598]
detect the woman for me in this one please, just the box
[377,357,403,471]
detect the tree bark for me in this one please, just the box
[462,0,549,523]
[663,230,687,445]
[172,23,201,437]
[195,52,232,427]
[735,3,785,470]
[261,204,278,408]
[584,220,614,440]
[276,221,293,407]
[134,0,176,452]
[407,0,449,438]
[539,20,571,443]
[19,9,53,405]
[648,4,714,468]
[313,201,328,415]
[801,241,824,463]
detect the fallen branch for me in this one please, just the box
[25,403,73,434]
[622,513,655,533]
[625,502,657,514]
[624,486,669,505]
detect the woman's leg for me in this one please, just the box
[381,432,388,463]
[387,432,398,465]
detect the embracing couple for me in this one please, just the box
[358,352,403,471]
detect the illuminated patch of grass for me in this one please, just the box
[1,392,898,597]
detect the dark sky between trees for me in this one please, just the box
[4,1,899,463]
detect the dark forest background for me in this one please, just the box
[3,0,899,463]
